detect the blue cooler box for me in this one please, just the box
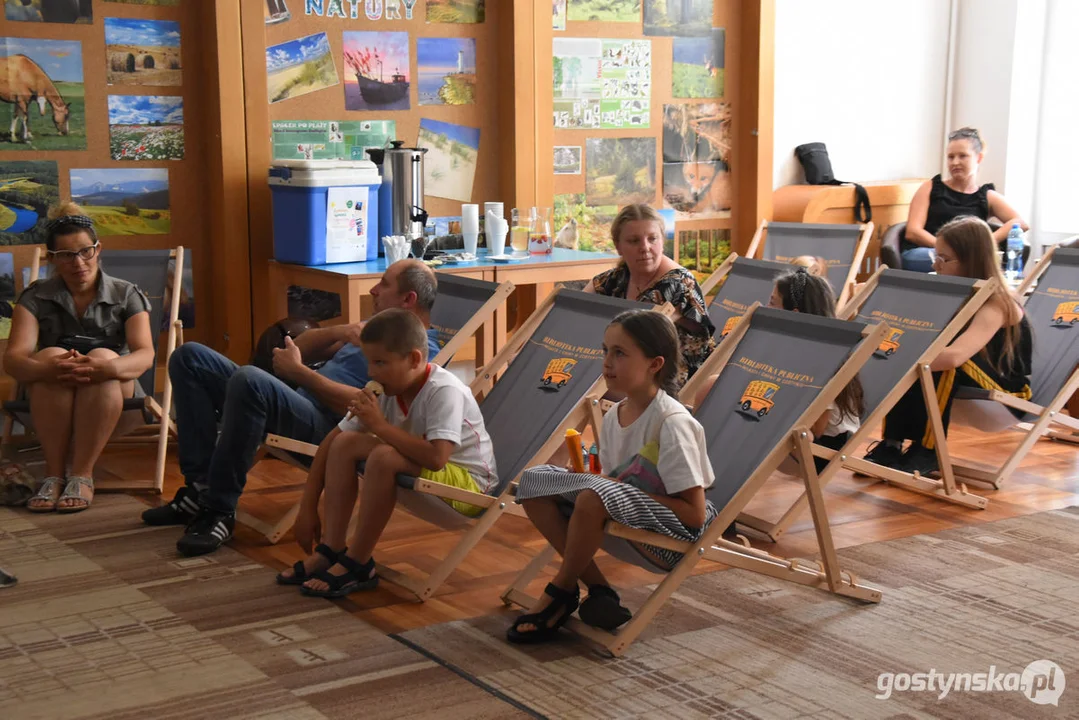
[269,160,381,265]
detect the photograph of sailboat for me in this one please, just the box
[343,31,410,111]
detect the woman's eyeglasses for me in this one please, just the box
[47,243,99,264]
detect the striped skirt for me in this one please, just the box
[516,464,719,570]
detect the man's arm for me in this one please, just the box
[292,324,356,364]
[273,336,358,416]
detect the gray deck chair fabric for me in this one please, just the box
[394,290,650,522]
[604,308,870,570]
[761,222,863,295]
[706,257,787,337]
[852,270,977,418]
[4,249,171,420]
[429,274,501,351]
[956,249,1079,417]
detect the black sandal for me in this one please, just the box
[506,583,580,644]
[300,554,378,598]
[578,584,632,631]
[276,544,339,586]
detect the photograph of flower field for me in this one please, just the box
[108,95,184,160]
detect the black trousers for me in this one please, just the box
[882,354,1029,449]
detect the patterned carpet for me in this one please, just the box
[402,507,1079,719]
[0,495,529,720]
[4,497,1078,719]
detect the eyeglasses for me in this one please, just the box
[47,243,99,264]
[932,253,958,267]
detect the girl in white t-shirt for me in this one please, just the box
[508,310,717,644]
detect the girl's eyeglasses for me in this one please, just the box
[47,243,99,264]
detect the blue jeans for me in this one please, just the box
[901,246,935,273]
[168,343,338,513]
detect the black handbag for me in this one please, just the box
[794,142,872,223]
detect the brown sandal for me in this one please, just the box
[27,477,63,513]
[57,477,94,514]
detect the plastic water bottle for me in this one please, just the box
[1005,223,1024,283]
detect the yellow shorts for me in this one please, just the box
[419,462,486,517]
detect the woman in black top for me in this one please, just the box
[902,128,1028,272]
[866,217,1033,475]
[586,204,715,387]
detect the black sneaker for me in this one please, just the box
[142,486,200,526]
[899,444,940,476]
[862,441,904,469]
[176,507,235,557]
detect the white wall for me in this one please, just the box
[772,0,951,188]
[1032,0,1079,238]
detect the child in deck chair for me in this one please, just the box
[276,308,497,597]
[694,269,865,473]
[864,216,1032,475]
[508,310,718,644]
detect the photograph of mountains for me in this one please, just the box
[70,168,170,235]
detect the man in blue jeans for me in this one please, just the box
[142,260,442,557]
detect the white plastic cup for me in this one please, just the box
[463,232,479,256]
[488,226,507,256]
[461,204,480,235]
[484,202,503,221]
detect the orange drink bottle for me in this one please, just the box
[565,429,585,472]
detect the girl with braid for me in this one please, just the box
[4,202,155,513]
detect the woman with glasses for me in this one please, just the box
[3,203,154,513]
[901,127,1028,273]
[864,217,1032,475]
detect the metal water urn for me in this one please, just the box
[367,141,429,250]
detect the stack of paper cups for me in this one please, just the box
[484,202,504,249]
[462,204,480,255]
[487,214,508,256]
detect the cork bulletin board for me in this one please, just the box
[0,0,211,372]
[542,0,743,284]
[246,0,517,333]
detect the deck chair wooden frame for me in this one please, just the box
[745,219,873,308]
[238,277,516,542]
[253,290,656,601]
[941,246,1079,489]
[741,267,1000,544]
[502,304,889,656]
[2,247,184,493]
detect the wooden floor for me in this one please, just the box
[91,422,1079,636]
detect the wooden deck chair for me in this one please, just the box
[239,273,515,542]
[2,247,184,493]
[262,290,652,600]
[943,247,1079,488]
[700,253,789,339]
[502,305,889,656]
[742,268,999,544]
[746,220,873,307]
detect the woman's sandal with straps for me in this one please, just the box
[57,477,94,514]
[27,477,64,513]
[276,544,339,586]
[506,583,581,644]
[300,554,378,598]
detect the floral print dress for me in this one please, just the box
[592,265,716,387]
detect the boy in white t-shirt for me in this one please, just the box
[281,308,497,598]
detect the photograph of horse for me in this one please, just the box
[0,37,85,150]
